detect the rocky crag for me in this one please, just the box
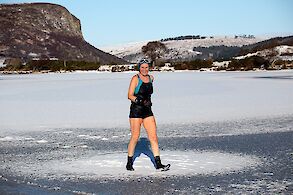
[0,3,126,64]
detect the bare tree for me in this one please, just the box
[141,41,167,67]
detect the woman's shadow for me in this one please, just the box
[133,137,156,168]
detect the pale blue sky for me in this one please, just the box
[1,0,293,47]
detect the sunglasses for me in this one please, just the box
[139,59,149,64]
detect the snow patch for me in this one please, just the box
[35,139,48,143]
[17,151,259,179]
[78,135,102,140]
[0,136,34,142]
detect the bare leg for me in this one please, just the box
[143,116,170,171]
[143,116,160,157]
[128,118,142,157]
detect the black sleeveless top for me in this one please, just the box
[134,74,153,102]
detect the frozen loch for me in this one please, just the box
[0,70,293,194]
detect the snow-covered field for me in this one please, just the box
[1,70,292,132]
[0,70,293,194]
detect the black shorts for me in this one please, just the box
[129,103,154,119]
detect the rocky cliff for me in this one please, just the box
[0,3,126,64]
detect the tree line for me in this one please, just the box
[1,60,101,72]
[227,56,270,71]
[161,35,209,42]
[172,59,213,70]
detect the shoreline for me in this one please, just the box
[1,68,293,75]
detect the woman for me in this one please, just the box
[126,58,170,171]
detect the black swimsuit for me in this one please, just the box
[129,74,154,119]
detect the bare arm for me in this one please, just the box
[128,75,138,102]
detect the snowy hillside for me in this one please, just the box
[235,45,293,61]
[101,36,268,63]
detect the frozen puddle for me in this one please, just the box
[17,151,259,179]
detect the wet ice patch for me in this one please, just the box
[16,151,259,179]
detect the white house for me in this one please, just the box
[159,63,175,71]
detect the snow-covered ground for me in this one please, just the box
[6,150,259,179]
[0,70,293,194]
[1,70,293,132]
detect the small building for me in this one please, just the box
[159,63,175,71]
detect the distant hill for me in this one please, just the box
[192,46,241,61]
[101,35,267,63]
[102,35,293,63]
[239,36,293,56]
[0,3,126,64]
[161,35,256,42]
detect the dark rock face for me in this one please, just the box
[0,3,126,64]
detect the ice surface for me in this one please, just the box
[1,70,293,132]
[0,115,292,193]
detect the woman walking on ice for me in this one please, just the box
[126,58,170,171]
